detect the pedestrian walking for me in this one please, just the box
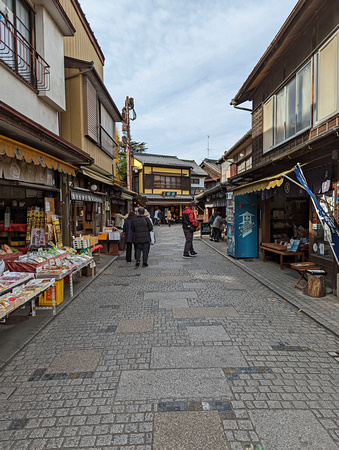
[122,211,137,262]
[131,207,153,267]
[212,210,223,242]
[182,203,199,258]
[208,210,218,241]
[167,210,172,227]
[153,208,161,226]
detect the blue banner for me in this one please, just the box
[294,164,339,264]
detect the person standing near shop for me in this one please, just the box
[132,207,153,267]
[167,210,173,227]
[212,210,223,242]
[208,209,218,241]
[122,211,137,263]
[113,210,128,229]
[182,203,199,258]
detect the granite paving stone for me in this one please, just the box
[151,346,246,368]
[172,306,240,318]
[153,410,228,449]
[115,368,232,400]
[115,318,154,333]
[187,324,231,342]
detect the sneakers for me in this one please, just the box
[190,251,198,256]
[142,263,148,267]
[135,260,140,266]
[183,254,191,258]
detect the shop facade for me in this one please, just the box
[229,0,339,291]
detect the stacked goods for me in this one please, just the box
[52,218,63,247]
[98,232,108,240]
[73,237,91,249]
[26,208,45,245]
[38,279,64,306]
[82,235,98,246]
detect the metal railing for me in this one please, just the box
[0,17,50,91]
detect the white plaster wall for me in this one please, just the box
[0,64,59,134]
[35,7,66,111]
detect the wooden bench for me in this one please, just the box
[260,243,305,269]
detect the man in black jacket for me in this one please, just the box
[131,207,153,267]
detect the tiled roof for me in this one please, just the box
[200,159,220,174]
[132,153,193,168]
[144,194,193,200]
[181,159,208,176]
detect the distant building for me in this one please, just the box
[131,153,194,220]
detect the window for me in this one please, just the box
[192,178,200,184]
[154,175,182,189]
[263,97,274,151]
[263,61,312,153]
[85,78,116,157]
[314,32,338,124]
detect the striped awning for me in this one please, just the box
[233,170,292,196]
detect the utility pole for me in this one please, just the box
[121,97,136,192]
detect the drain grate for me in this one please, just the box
[223,366,273,381]
[28,368,95,382]
[8,419,28,430]
[158,400,235,419]
[272,342,313,352]
[0,316,29,325]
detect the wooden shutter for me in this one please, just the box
[144,174,153,190]
[181,176,191,191]
[86,78,98,141]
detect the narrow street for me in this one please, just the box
[1,225,339,449]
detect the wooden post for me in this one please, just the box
[307,274,325,297]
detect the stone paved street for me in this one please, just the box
[1,225,339,449]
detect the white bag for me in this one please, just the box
[150,230,156,245]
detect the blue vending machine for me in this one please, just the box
[227,193,258,258]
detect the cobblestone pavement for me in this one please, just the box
[1,225,339,449]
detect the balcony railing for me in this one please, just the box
[0,18,50,91]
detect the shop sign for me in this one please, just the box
[70,190,102,203]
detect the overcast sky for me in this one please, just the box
[79,0,297,164]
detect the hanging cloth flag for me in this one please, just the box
[293,163,339,265]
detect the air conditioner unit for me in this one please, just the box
[0,0,14,24]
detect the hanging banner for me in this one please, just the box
[293,164,339,264]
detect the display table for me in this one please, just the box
[261,243,306,269]
[0,252,23,269]
[0,272,34,296]
[7,251,69,273]
[0,278,55,321]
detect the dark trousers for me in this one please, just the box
[212,227,221,241]
[135,243,150,264]
[183,228,194,254]
[126,242,136,262]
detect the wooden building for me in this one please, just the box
[230,0,339,291]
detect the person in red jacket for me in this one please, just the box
[182,203,199,258]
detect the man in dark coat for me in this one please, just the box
[131,207,153,267]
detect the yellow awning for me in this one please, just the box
[233,170,292,196]
[81,168,114,186]
[0,135,75,176]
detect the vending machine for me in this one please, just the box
[226,193,258,258]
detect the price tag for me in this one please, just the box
[36,266,42,273]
